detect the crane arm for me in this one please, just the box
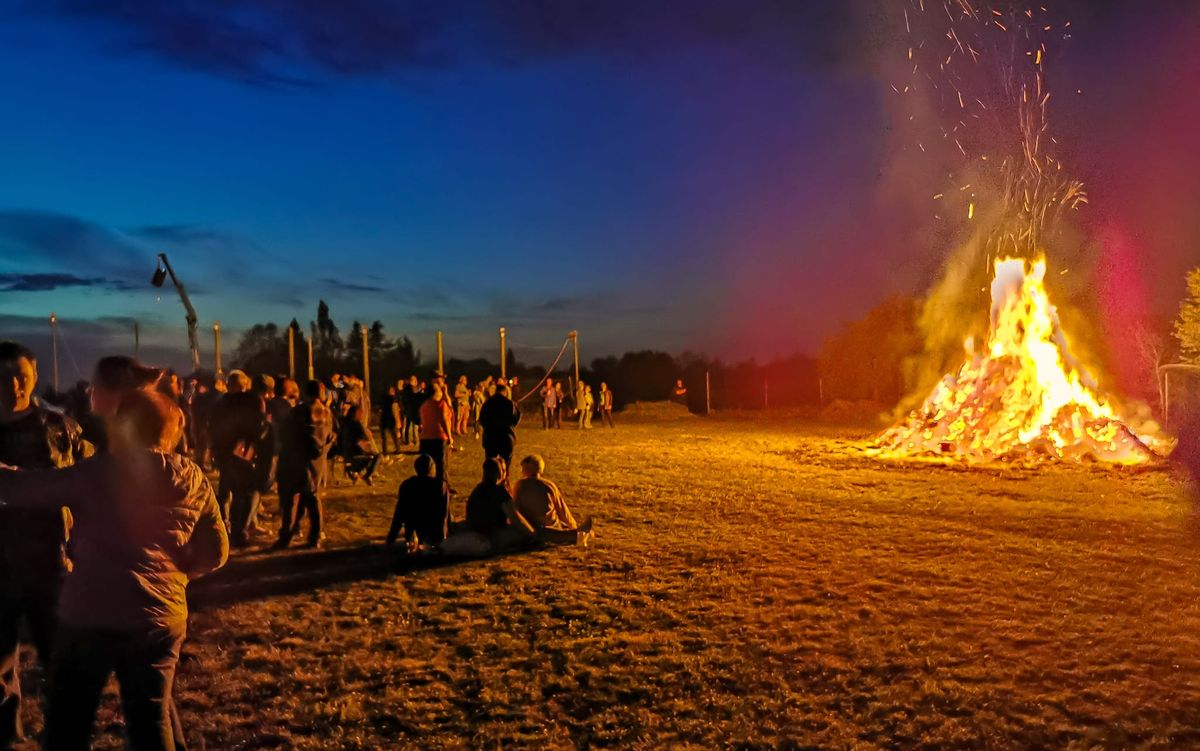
[156,253,202,372]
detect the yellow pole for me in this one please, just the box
[499,327,507,380]
[213,321,222,376]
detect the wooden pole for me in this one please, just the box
[436,330,444,373]
[287,322,296,379]
[49,313,59,392]
[213,321,222,376]
[570,330,580,386]
[134,322,140,359]
[308,322,317,380]
[360,323,370,395]
[499,327,507,380]
[705,370,711,416]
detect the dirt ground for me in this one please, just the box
[14,410,1200,750]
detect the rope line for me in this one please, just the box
[514,336,572,403]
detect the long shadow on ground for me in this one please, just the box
[188,543,536,610]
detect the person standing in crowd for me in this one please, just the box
[671,378,688,406]
[553,381,566,429]
[512,454,593,545]
[379,384,401,455]
[0,389,227,750]
[470,382,486,436]
[188,376,218,470]
[340,405,381,485]
[478,382,521,469]
[156,371,189,455]
[598,382,615,428]
[0,341,90,749]
[454,376,471,436]
[84,356,162,453]
[209,371,269,548]
[541,378,558,430]
[418,382,455,485]
[275,380,335,550]
[402,375,423,447]
[582,384,595,429]
[386,454,449,550]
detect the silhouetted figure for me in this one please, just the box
[341,405,380,485]
[209,371,269,548]
[275,380,335,550]
[478,383,521,469]
[379,384,401,454]
[454,375,471,435]
[440,458,537,557]
[0,341,90,749]
[0,389,227,751]
[386,454,449,550]
[402,376,423,446]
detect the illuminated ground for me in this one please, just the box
[15,408,1200,749]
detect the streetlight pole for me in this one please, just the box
[499,327,507,381]
[213,321,222,377]
[49,313,59,392]
[287,321,296,379]
[360,322,370,395]
[569,330,580,386]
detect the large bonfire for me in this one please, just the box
[875,256,1158,464]
[871,1,1163,465]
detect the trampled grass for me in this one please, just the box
[14,412,1200,749]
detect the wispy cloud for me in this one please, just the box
[0,272,138,292]
[321,277,387,294]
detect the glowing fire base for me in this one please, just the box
[875,257,1156,465]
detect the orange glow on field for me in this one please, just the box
[876,257,1158,464]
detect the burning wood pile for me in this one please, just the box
[875,256,1160,464]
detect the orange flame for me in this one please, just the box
[876,257,1158,464]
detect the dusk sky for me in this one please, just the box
[0,1,1196,378]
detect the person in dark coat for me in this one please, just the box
[0,389,227,750]
[378,384,401,455]
[386,454,449,550]
[340,405,381,485]
[0,341,90,749]
[477,382,521,469]
[275,380,335,549]
[208,371,269,548]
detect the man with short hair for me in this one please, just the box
[0,340,90,748]
[512,454,592,546]
[386,454,450,550]
[478,383,521,469]
[598,382,615,428]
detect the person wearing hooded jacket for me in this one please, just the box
[0,389,228,750]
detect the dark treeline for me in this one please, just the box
[226,299,929,413]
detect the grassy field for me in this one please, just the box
[14,407,1200,749]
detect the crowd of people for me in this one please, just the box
[0,339,596,750]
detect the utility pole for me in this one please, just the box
[570,330,580,386]
[213,321,223,377]
[360,322,370,395]
[308,322,317,380]
[499,327,507,380]
[134,322,140,359]
[287,320,296,379]
[49,313,59,392]
[436,330,444,373]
